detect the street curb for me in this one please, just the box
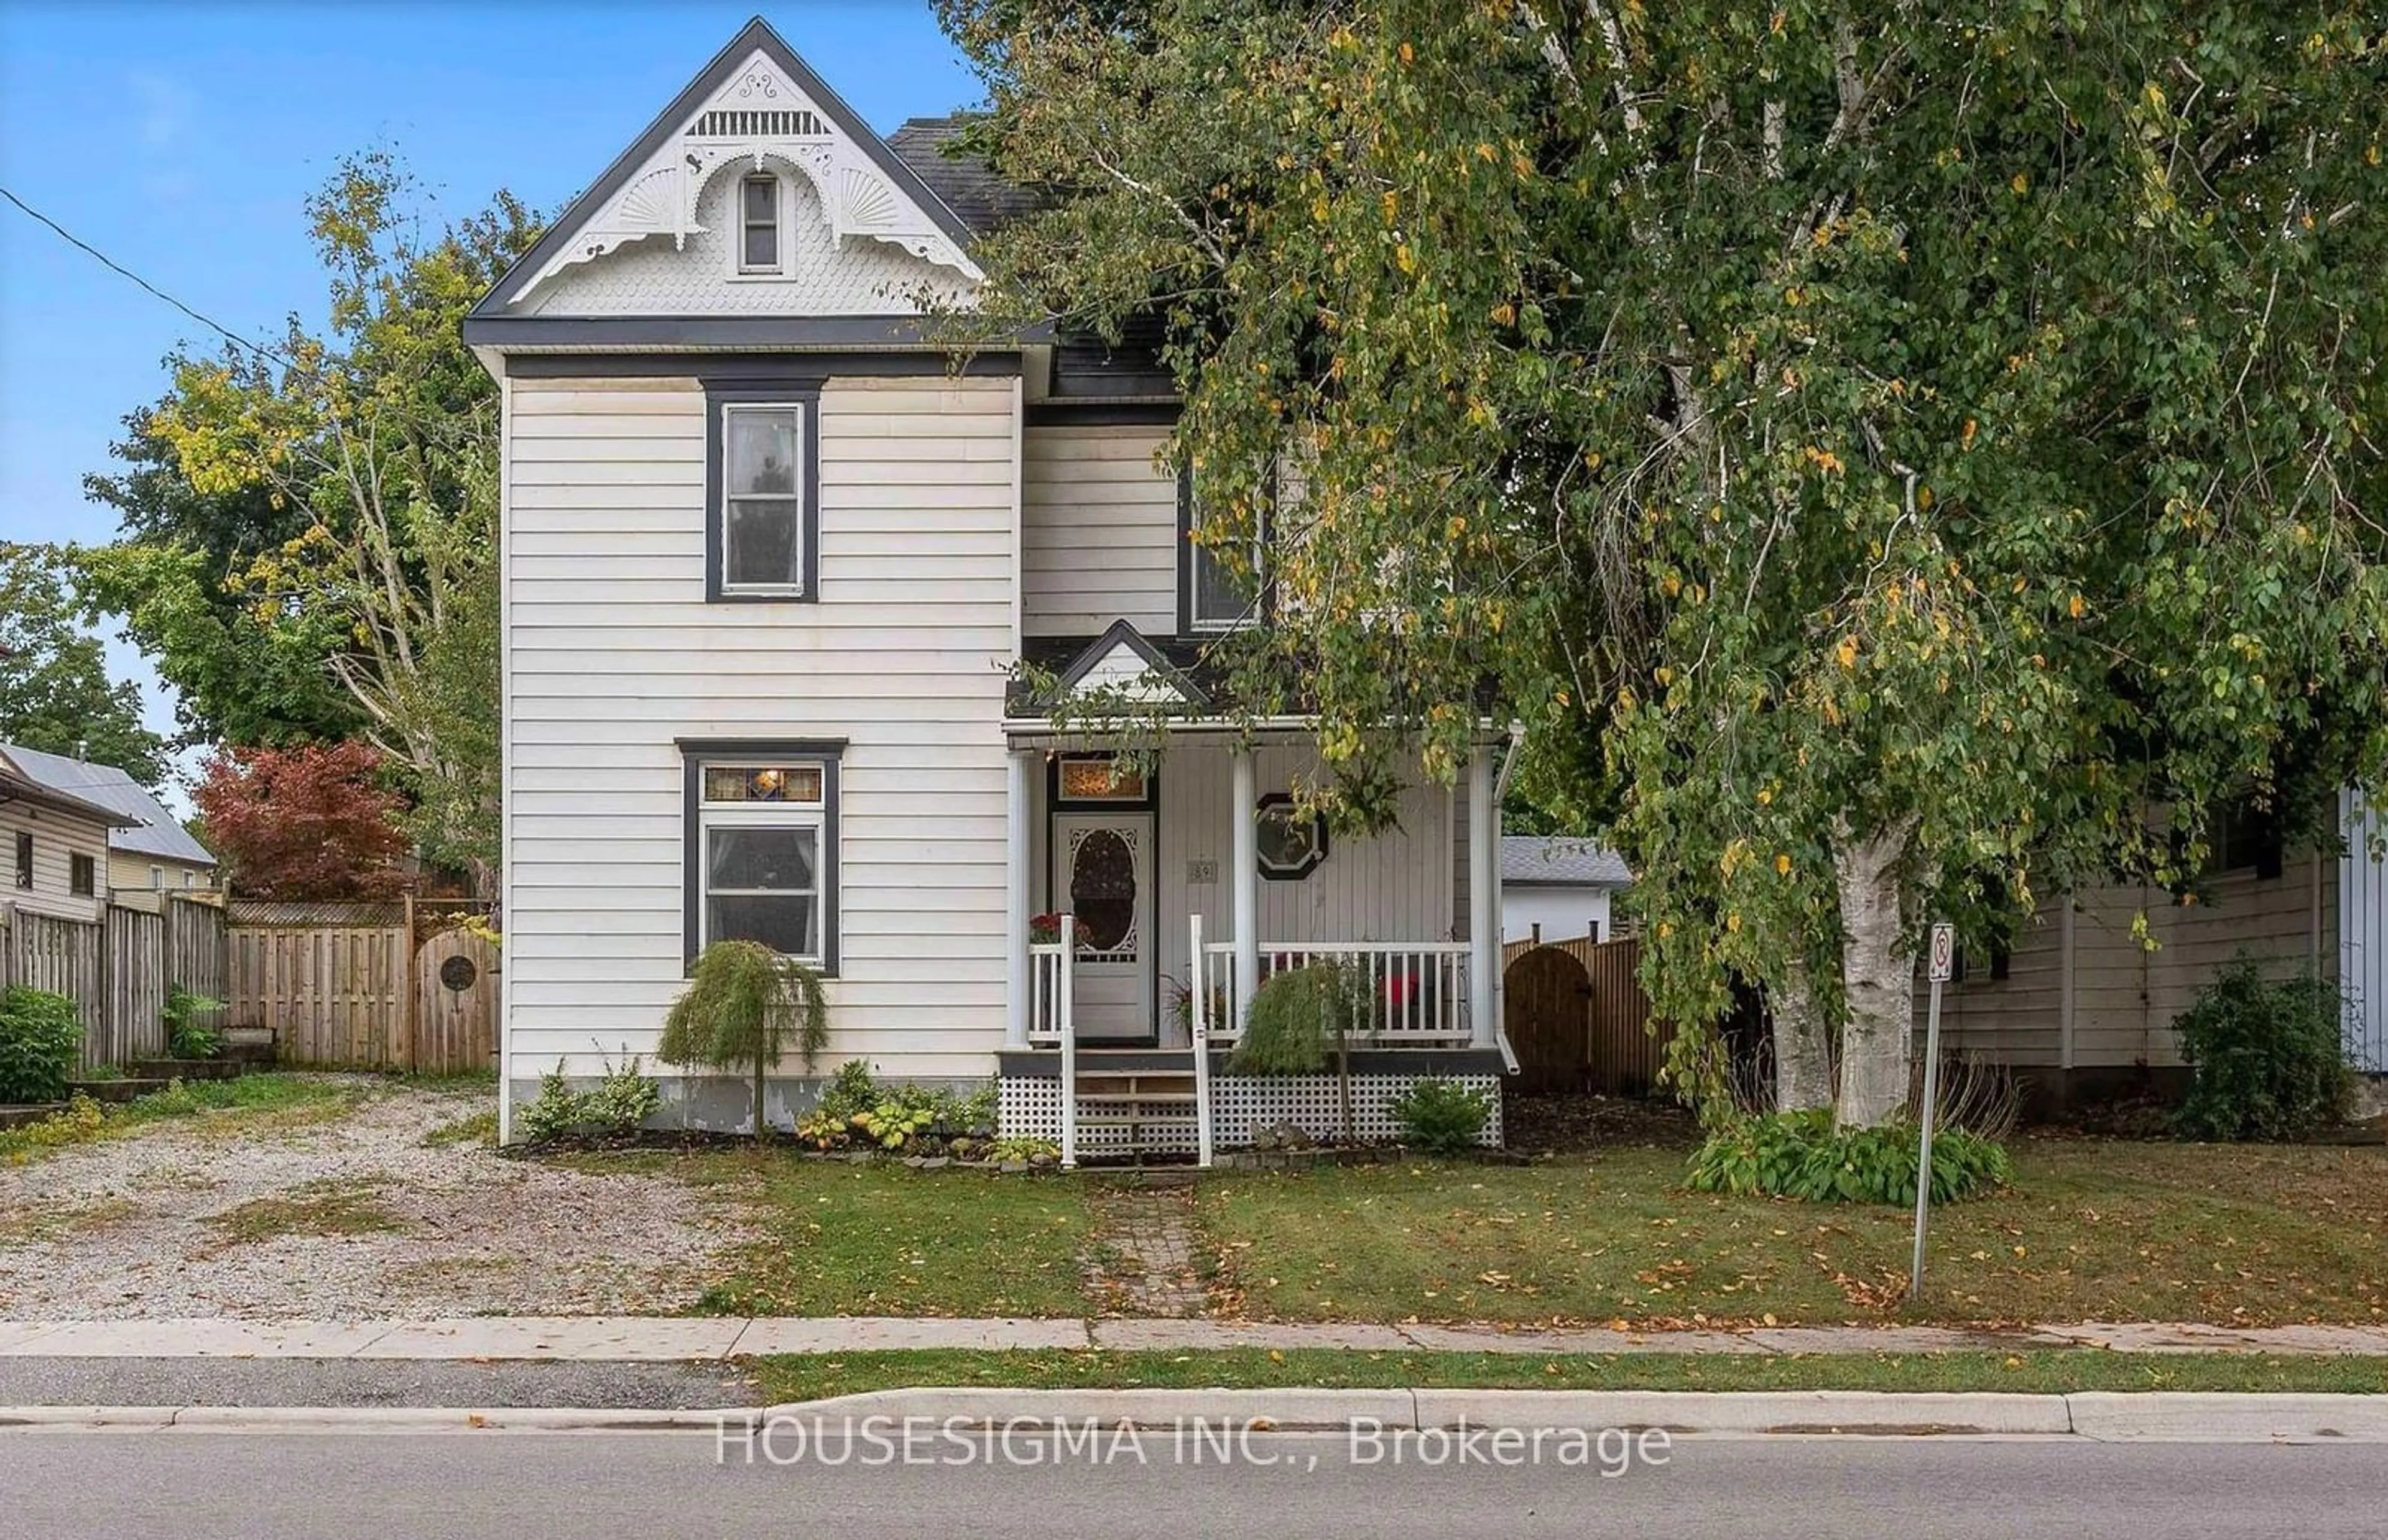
[4,1390,2386,1440]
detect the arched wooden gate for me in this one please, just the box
[1503,944,1593,1092]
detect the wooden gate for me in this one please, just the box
[1504,945,1593,1092]
[412,924,501,1074]
[1502,936,1676,1095]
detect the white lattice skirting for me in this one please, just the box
[999,1073,1504,1153]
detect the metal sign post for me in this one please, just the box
[1910,921,1955,1303]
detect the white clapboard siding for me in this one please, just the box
[1022,425,1179,635]
[504,374,1017,1081]
[1918,848,2336,1069]
[0,802,109,924]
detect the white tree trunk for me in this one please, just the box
[1770,959,1835,1112]
[1833,818,1919,1128]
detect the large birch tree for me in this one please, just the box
[945,1,2388,1124]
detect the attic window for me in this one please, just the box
[739,174,781,274]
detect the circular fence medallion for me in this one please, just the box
[438,953,480,993]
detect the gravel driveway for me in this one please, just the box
[0,1079,756,1320]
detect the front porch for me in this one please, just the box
[994,709,1515,1160]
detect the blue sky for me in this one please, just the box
[0,2,981,761]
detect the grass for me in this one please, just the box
[200,1179,407,1246]
[422,1108,500,1148]
[746,1347,2388,1402]
[1200,1137,2388,1328]
[0,1196,137,1244]
[0,1074,362,1164]
[570,1148,1104,1317]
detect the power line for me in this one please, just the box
[0,183,292,367]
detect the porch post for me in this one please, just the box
[1468,740,1497,1048]
[1231,743,1259,1028]
[1005,746,1032,1048]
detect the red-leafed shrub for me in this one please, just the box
[193,741,409,899]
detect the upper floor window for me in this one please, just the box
[70,853,95,898]
[1182,479,1264,634]
[12,832,29,889]
[707,389,818,601]
[739,174,782,275]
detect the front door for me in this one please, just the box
[1053,812,1155,1041]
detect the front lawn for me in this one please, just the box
[665,1153,1101,1318]
[748,1347,2388,1401]
[1200,1137,2388,1327]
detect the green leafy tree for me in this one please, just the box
[72,417,363,748]
[659,940,831,1141]
[103,151,538,892]
[0,542,169,787]
[945,2,2388,1125]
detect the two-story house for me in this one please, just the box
[1,757,131,926]
[465,19,1512,1154]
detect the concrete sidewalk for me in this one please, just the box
[1,1316,2384,1361]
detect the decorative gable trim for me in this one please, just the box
[470,18,980,325]
[1041,619,1211,712]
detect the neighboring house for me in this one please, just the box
[1920,800,2388,1107]
[0,744,219,904]
[1501,836,1631,946]
[0,760,132,924]
[465,20,1511,1151]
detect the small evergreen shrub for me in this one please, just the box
[2173,959,2353,1140]
[1688,1109,2013,1206]
[1391,1078,1494,1154]
[0,987,83,1104]
[1228,964,1353,1074]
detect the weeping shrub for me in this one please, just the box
[2174,959,2353,1141]
[1688,1109,2012,1206]
[1228,964,1353,1075]
[658,940,828,1140]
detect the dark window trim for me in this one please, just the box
[1048,750,1159,813]
[678,737,846,975]
[705,382,821,604]
[1254,791,1328,881]
[68,852,95,898]
[1024,400,1180,427]
[12,831,30,889]
[501,348,1023,380]
[1177,465,1272,637]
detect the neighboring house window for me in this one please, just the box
[184,870,200,889]
[150,865,165,890]
[1254,792,1328,880]
[707,388,818,601]
[12,832,29,889]
[738,174,781,274]
[1182,476,1264,633]
[682,742,842,973]
[70,854,96,897]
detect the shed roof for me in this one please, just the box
[1499,834,1633,888]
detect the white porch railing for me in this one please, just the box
[1028,941,1066,1044]
[1200,939,1473,1046]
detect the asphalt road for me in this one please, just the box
[1,1431,2379,1539]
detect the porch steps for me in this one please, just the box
[1072,1056,1198,1155]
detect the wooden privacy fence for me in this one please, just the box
[0,896,228,1074]
[224,899,497,1074]
[1501,934,1675,1095]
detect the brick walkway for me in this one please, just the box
[1083,1186,1208,1317]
